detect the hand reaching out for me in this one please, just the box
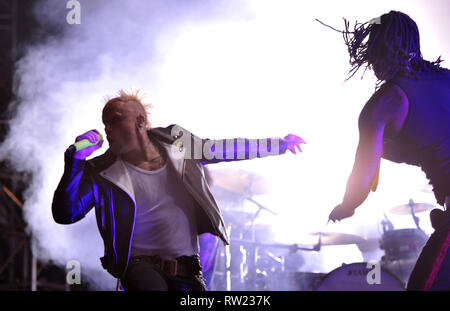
[284,134,306,154]
[328,204,355,223]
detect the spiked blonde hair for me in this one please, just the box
[104,89,152,128]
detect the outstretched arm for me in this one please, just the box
[329,84,409,222]
[200,134,306,164]
[169,124,306,164]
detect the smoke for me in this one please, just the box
[0,0,448,290]
[0,0,254,290]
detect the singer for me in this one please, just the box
[327,11,450,290]
[51,90,305,291]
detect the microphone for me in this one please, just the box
[66,133,103,155]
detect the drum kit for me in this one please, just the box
[208,168,433,291]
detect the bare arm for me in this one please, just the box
[329,84,409,221]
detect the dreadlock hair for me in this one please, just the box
[333,11,445,87]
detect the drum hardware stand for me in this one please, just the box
[241,173,278,290]
[381,213,394,233]
[244,196,278,218]
[237,230,323,290]
[224,226,232,291]
[408,199,424,232]
[242,195,277,291]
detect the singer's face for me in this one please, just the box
[102,101,138,155]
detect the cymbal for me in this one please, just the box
[389,202,434,215]
[230,232,366,251]
[209,168,270,195]
[299,232,367,246]
[419,184,433,194]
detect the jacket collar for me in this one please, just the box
[88,128,186,203]
[87,126,179,173]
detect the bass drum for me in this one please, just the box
[315,262,405,291]
[380,229,428,261]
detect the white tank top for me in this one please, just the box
[120,157,199,259]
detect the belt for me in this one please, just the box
[129,254,201,278]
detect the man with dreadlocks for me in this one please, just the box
[327,11,450,290]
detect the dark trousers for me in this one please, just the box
[121,258,206,291]
[407,209,450,291]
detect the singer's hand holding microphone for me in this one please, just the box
[67,129,104,160]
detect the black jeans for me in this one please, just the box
[407,203,450,291]
[406,225,450,290]
[120,257,206,291]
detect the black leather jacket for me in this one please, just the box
[52,124,288,278]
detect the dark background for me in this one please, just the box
[0,0,87,291]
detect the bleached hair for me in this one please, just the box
[104,89,152,128]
